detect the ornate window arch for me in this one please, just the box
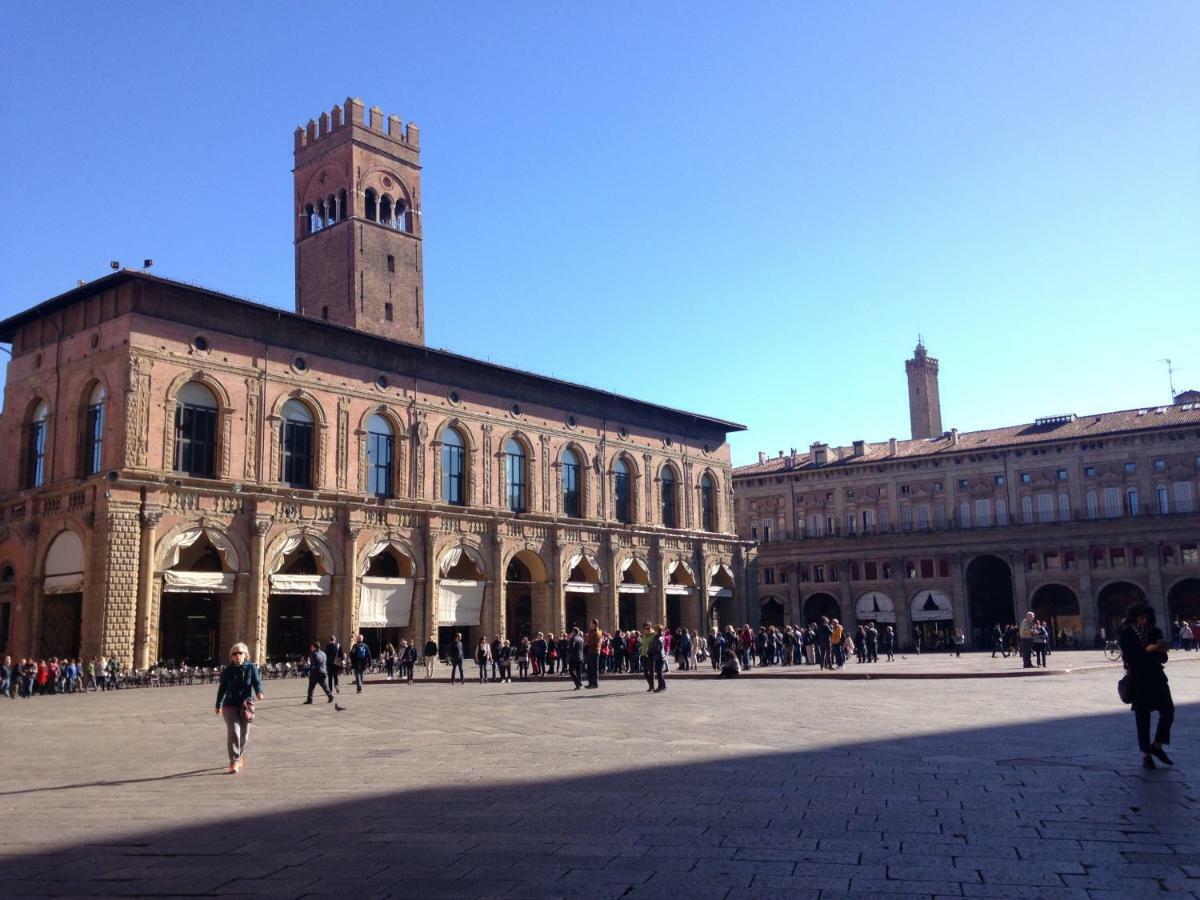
[659,462,681,529]
[357,406,407,498]
[163,372,234,479]
[501,431,534,514]
[23,398,49,489]
[556,442,589,519]
[698,469,719,532]
[79,378,108,477]
[435,419,476,506]
[267,389,327,489]
[613,453,638,525]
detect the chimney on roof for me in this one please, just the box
[790,448,798,466]
[888,437,898,455]
[853,440,866,457]
[810,442,829,465]
[757,451,766,465]
[778,450,784,458]
[949,428,959,446]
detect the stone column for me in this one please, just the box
[134,507,163,669]
[891,557,912,650]
[91,501,141,663]
[948,552,970,643]
[549,533,565,633]
[248,515,271,663]
[1010,551,1030,617]
[604,539,620,631]
[650,537,667,627]
[1146,540,1169,625]
[342,522,363,643]
[1075,545,1097,643]
[423,518,438,639]
[492,528,505,639]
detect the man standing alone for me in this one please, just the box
[349,634,371,693]
[324,635,341,693]
[568,627,586,690]
[304,641,334,704]
[1018,611,1036,668]
[585,619,602,688]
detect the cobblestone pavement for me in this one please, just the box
[1,659,1197,898]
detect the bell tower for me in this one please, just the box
[293,97,424,345]
[905,338,942,440]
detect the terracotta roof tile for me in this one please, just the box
[734,403,1200,477]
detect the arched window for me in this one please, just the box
[660,465,678,528]
[281,399,315,488]
[505,437,527,513]
[1086,490,1100,520]
[25,401,48,488]
[395,199,411,233]
[442,427,465,505]
[562,448,581,518]
[367,414,393,499]
[364,189,377,222]
[700,473,716,532]
[379,195,393,226]
[304,204,316,235]
[82,383,105,476]
[175,382,218,478]
[614,457,632,524]
[315,200,327,230]
[326,194,336,225]
[337,188,347,220]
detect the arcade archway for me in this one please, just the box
[1097,581,1146,643]
[803,592,841,624]
[760,596,785,628]
[1030,583,1082,647]
[966,554,1014,648]
[505,549,547,643]
[1168,578,1200,624]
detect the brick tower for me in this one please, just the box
[905,339,942,440]
[293,97,424,344]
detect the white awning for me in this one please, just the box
[707,586,733,598]
[665,584,693,596]
[437,579,484,626]
[910,589,953,622]
[359,577,414,628]
[360,540,415,577]
[565,581,600,594]
[269,573,331,595]
[270,534,329,575]
[43,573,83,595]
[855,591,896,624]
[163,571,236,594]
[668,560,694,579]
[619,584,648,595]
[708,562,734,581]
[164,527,240,572]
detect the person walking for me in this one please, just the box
[585,619,602,688]
[447,632,465,684]
[952,627,966,659]
[1118,603,1175,769]
[1032,621,1049,667]
[568,626,586,690]
[650,625,668,693]
[990,623,1005,658]
[349,634,371,693]
[215,642,264,774]
[490,634,502,682]
[324,635,342,693]
[517,636,531,680]
[423,635,439,679]
[304,641,334,704]
[865,623,879,663]
[0,656,9,699]
[639,622,656,692]
[532,632,547,677]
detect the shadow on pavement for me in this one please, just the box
[0,704,1197,898]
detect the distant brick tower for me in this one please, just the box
[293,97,424,344]
[906,339,942,440]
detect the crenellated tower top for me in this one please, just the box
[294,96,420,152]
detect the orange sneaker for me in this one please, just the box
[227,763,238,774]
[235,758,244,772]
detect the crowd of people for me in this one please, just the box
[1170,619,1196,652]
[0,655,123,697]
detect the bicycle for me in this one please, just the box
[1103,640,1122,662]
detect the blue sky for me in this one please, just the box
[1,2,1196,466]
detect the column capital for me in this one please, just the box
[253,516,273,537]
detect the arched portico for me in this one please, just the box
[436,543,488,655]
[966,554,1014,649]
[618,556,653,632]
[1096,581,1146,643]
[40,530,85,659]
[707,562,737,631]
[1030,583,1082,647]
[760,595,785,628]
[264,531,335,661]
[357,539,418,653]
[505,548,549,643]
[803,592,840,624]
[1168,578,1200,624]
[155,525,243,665]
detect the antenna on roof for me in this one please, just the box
[1159,358,1178,400]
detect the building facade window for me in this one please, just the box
[660,465,677,528]
[83,384,105,476]
[1022,495,1034,523]
[175,382,218,479]
[1104,487,1121,518]
[442,427,466,505]
[974,498,991,527]
[1157,485,1170,514]
[1057,492,1070,522]
[280,399,315,488]
[1126,488,1139,518]
[996,498,1008,525]
[1087,490,1100,520]
[959,501,971,528]
[505,437,527,513]
[1174,481,1195,513]
[25,401,48,488]
[1037,493,1053,523]
[614,457,632,524]
[700,473,716,531]
[561,448,581,518]
[366,414,394,498]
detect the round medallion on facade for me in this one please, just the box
[383,176,393,188]
[618,425,629,439]
[292,355,308,373]
[447,389,461,406]
[509,402,522,418]
[191,334,210,354]
[375,374,389,390]
[566,414,577,429]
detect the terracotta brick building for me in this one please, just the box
[734,342,1200,649]
[0,98,747,666]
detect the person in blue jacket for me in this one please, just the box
[215,642,264,774]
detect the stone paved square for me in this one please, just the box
[1,661,1198,898]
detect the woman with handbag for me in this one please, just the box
[1118,603,1175,770]
[215,642,264,775]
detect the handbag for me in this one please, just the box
[1116,675,1132,705]
[241,697,256,724]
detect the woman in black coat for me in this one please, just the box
[1118,603,1174,769]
